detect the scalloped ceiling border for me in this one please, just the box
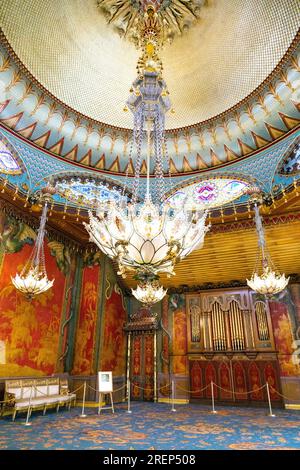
[1,28,299,133]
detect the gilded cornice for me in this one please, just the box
[167,274,300,294]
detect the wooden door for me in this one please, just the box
[130,334,154,401]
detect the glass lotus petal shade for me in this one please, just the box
[86,197,209,278]
[247,267,289,296]
[84,45,209,280]
[12,268,54,299]
[11,203,54,299]
[246,204,289,295]
[132,281,167,306]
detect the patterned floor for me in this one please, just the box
[0,402,300,450]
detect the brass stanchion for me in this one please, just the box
[126,379,132,414]
[24,386,33,426]
[79,381,87,418]
[171,380,176,412]
[266,382,275,417]
[154,331,157,402]
[211,381,217,414]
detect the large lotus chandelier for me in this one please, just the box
[247,203,289,295]
[84,6,209,293]
[11,202,54,299]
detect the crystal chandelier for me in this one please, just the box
[132,280,167,306]
[11,202,54,299]
[246,203,289,295]
[84,6,209,286]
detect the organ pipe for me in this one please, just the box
[255,301,270,341]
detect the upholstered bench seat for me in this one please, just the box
[15,397,47,409]
[2,377,76,421]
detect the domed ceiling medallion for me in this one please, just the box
[96,0,205,46]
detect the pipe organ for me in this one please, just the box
[187,289,274,353]
[186,288,281,404]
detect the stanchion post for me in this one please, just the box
[171,380,176,412]
[266,382,275,417]
[79,381,87,418]
[24,385,33,426]
[126,379,132,414]
[211,381,217,414]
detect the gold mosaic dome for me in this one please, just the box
[1,0,299,129]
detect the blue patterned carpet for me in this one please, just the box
[0,402,300,450]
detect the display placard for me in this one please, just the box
[98,371,113,393]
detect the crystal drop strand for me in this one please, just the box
[163,133,172,195]
[158,111,166,201]
[121,135,134,200]
[152,114,158,204]
[33,203,48,270]
[153,114,161,205]
[154,109,164,204]
[132,104,145,204]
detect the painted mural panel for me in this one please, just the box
[161,296,169,374]
[190,360,203,398]
[171,295,187,356]
[233,362,247,400]
[248,362,264,401]
[173,355,187,375]
[264,362,281,401]
[144,334,154,401]
[205,363,217,398]
[72,265,100,375]
[131,336,142,400]
[0,242,67,376]
[269,301,300,377]
[100,285,126,377]
[219,362,233,400]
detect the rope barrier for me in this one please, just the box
[30,385,78,401]
[113,384,127,393]
[130,382,172,392]
[71,383,84,394]
[2,379,300,424]
[131,383,154,392]
[175,383,210,394]
[269,385,300,402]
[212,382,267,396]
[86,383,127,393]
[158,383,171,390]
[86,384,98,393]
[82,380,299,404]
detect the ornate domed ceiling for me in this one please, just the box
[0,0,299,178]
[1,0,300,128]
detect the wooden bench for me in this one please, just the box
[2,377,76,421]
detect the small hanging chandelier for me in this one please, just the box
[247,202,289,295]
[132,280,167,306]
[11,202,54,300]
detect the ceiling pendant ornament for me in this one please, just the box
[96,0,205,46]
[11,196,54,300]
[84,11,209,298]
[132,280,167,306]
[246,201,289,296]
